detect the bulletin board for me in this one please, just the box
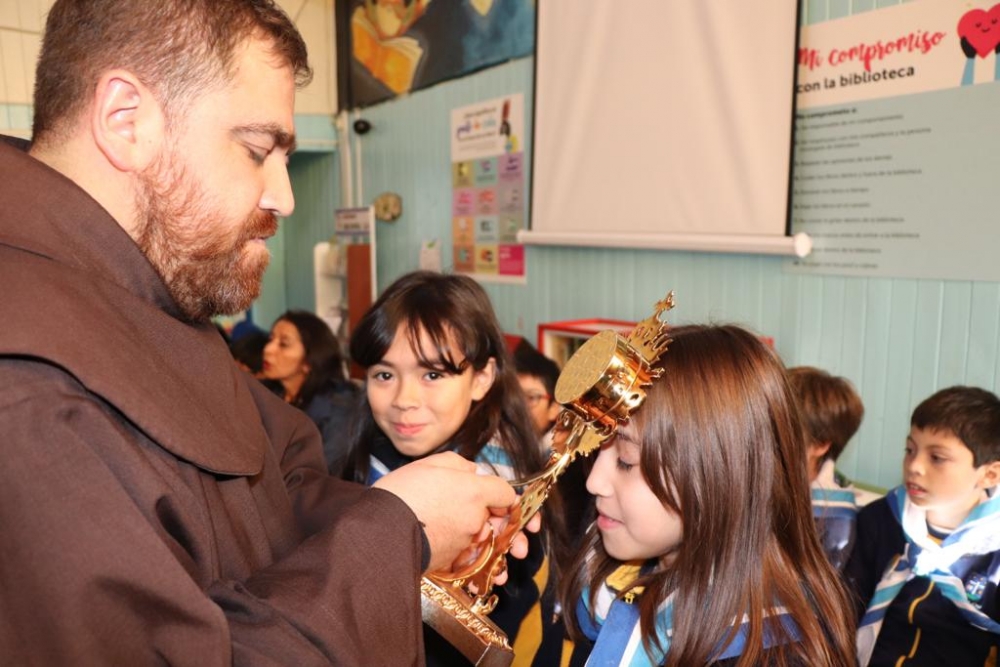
[450,93,527,284]
[787,0,1000,281]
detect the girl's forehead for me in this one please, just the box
[273,320,301,339]
[399,323,460,356]
[616,421,640,444]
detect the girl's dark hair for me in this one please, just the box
[561,324,857,667]
[339,271,544,482]
[273,310,349,409]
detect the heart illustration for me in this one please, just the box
[958,5,1000,58]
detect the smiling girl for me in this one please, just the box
[561,324,857,667]
[337,270,565,665]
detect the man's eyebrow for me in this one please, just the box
[233,123,297,154]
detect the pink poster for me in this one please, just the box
[450,94,527,283]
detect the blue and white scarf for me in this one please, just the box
[578,564,799,666]
[856,486,1000,665]
[811,460,862,520]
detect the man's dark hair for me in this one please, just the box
[912,386,1000,466]
[33,0,312,147]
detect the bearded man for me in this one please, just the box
[0,1,529,664]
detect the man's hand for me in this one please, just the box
[374,452,526,574]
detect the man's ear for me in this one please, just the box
[979,460,1000,490]
[471,358,497,401]
[91,70,165,172]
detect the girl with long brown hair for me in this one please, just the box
[561,324,857,667]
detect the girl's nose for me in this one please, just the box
[392,376,420,409]
[585,447,615,497]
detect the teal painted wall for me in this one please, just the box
[277,0,1000,491]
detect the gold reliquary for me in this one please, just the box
[420,293,675,666]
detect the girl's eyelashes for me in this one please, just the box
[616,458,635,472]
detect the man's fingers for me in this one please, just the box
[508,531,528,560]
[478,474,517,509]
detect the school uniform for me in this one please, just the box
[567,562,808,667]
[366,434,546,666]
[811,459,882,571]
[845,486,1000,666]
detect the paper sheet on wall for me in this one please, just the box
[420,239,442,272]
[786,0,1000,280]
[450,93,527,284]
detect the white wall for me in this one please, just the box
[0,0,336,136]
[0,0,49,136]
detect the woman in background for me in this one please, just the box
[338,270,567,666]
[263,310,361,472]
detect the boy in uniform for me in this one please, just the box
[514,340,562,442]
[788,366,878,570]
[846,386,1000,666]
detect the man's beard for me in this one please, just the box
[133,156,278,323]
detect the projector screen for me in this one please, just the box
[526,1,801,255]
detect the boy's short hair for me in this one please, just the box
[513,340,560,397]
[912,386,1000,466]
[787,366,864,463]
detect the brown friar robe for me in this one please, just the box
[0,136,426,666]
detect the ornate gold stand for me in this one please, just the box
[419,293,675,665]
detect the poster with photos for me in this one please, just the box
[450,93,526,283]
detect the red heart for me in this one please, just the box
[958,6,1000,58]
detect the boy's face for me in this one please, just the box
[517,373,560,437]
[904,426,1000,528]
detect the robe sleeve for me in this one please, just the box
[0,359,425,666]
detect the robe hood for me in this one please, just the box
[0,136,267,475]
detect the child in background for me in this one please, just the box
[337,270,565,666]
[562,324,857,667]
[513,339,592,665]
[846,386,1000,666]
[262,310,361,472]
[788,366,879,571]
[514,340,563,441]
[514,340,594,543]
